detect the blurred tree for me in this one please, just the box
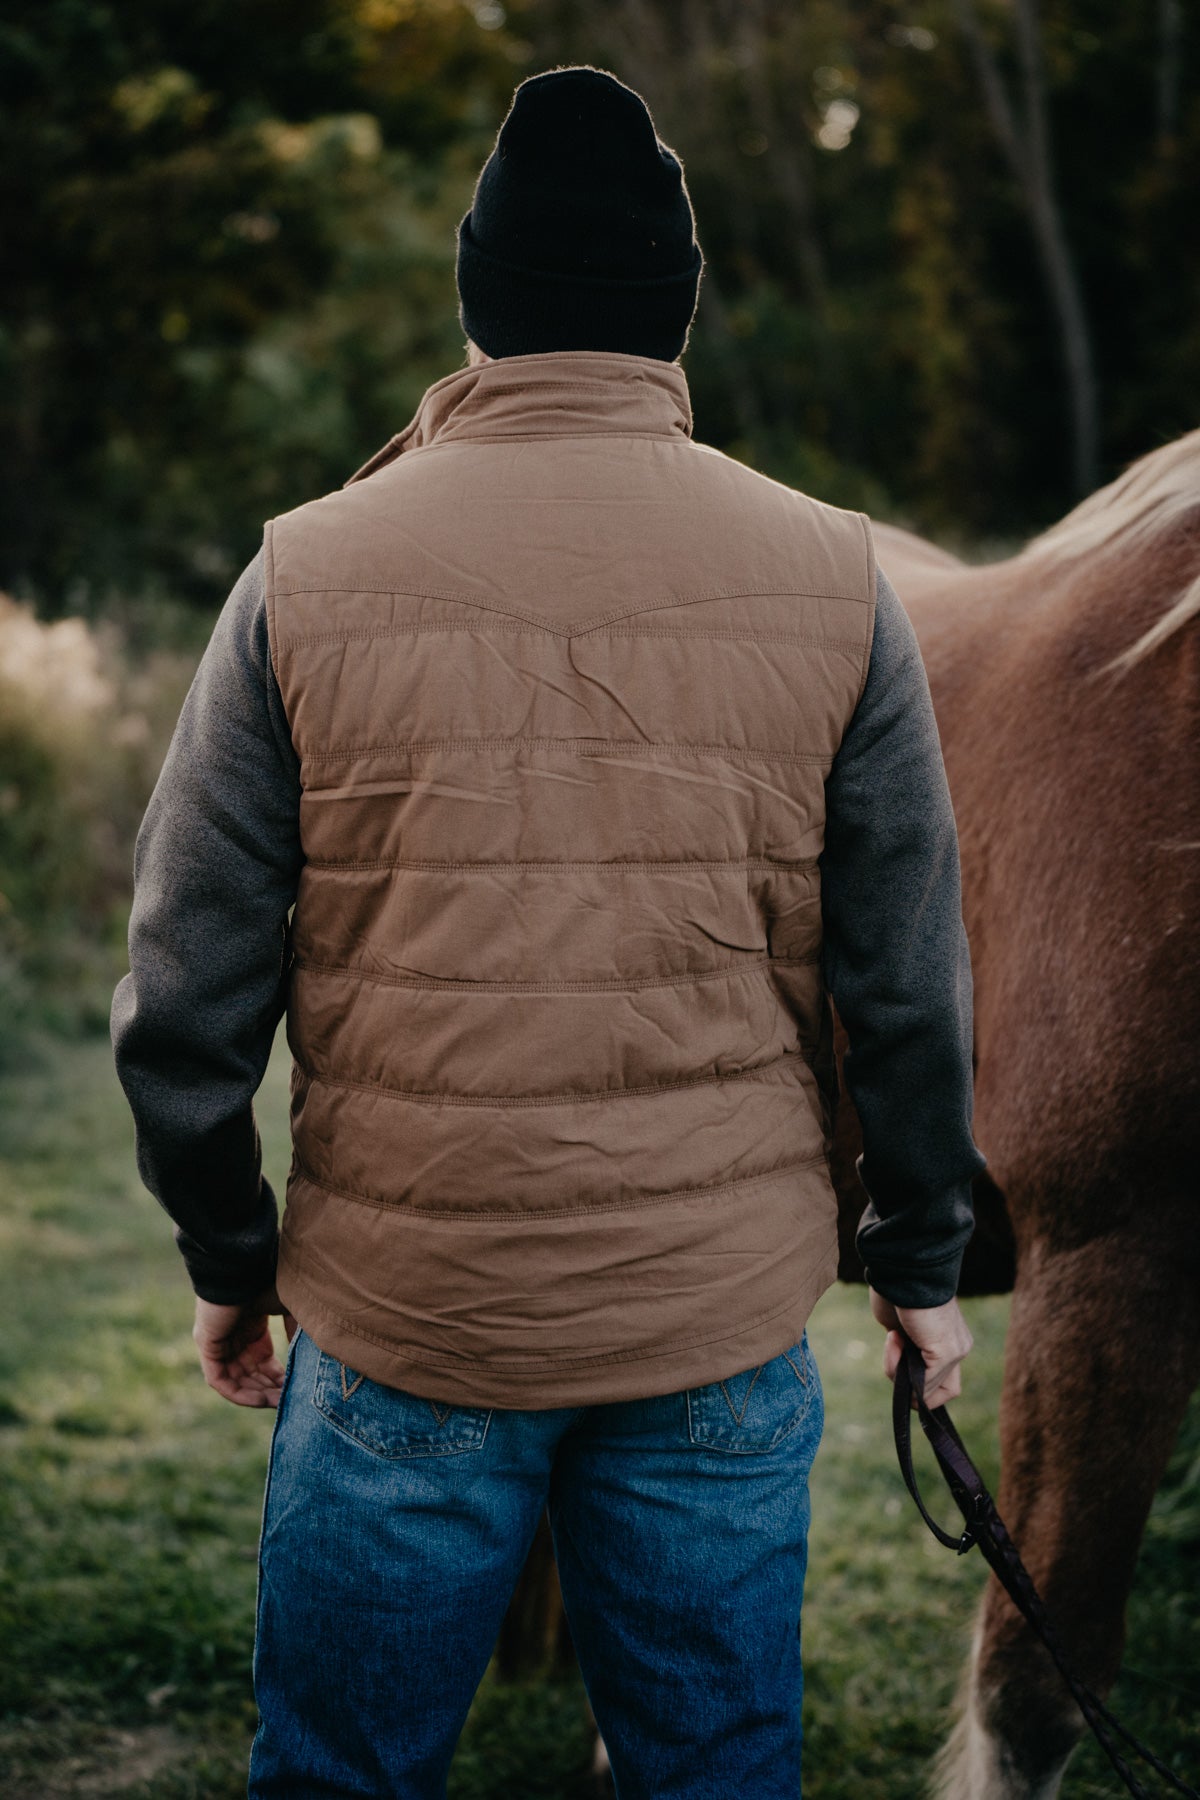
[1,0,1196,599]
[0,0,528,602]
[952,0,1098,494]
[526,0,1199,535]
[1156,0,1182,146]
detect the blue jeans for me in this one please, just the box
[248,1325,824,1799]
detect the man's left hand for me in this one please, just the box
[869,1287,973,1410]
[193,1287,297,1408]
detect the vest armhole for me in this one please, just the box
[854,511,878,712]
[263,518,284,693]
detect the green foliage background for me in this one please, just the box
[4,0,1197,1029]
[3,0,1198,610]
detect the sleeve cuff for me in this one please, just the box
[860,1246,966,1310]
[853,1153,976,1309]
[176,1223,280,1306]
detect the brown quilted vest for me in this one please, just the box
[266,350,875,1408]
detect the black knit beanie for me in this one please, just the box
[457,66,703,363]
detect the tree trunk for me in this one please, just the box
[732,0,830,311]
[1157,0,1182,145]
[954,0,1100,495]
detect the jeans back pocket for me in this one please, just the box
[686,1335,819,1454]
[312,1348,493,1460]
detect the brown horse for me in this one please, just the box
[496,430,1200,1798]
[864,431,1200,1798]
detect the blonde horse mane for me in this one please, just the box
[1017,427,1200,673]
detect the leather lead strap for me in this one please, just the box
[893,1339,1198,1800]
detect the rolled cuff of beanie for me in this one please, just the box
[457,215,703,363]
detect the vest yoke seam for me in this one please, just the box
[572,586,871,635]
[300,736,831,770]
[280,1260,813,1375]
[290,1050,810,1109]
[300,855,819,874]
[269,583,870,643]
[278,619,535,644]
[290,952,820,995]
[596,627,866,651]
[289,1150,827,1222]
[274,591,560,636]
[274,621,867,656]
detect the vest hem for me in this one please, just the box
[277,1258,840,1410]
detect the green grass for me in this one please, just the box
[804,1296,1200,1799]
[0,1031,1195,1796]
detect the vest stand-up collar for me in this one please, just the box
[344,350,693,486]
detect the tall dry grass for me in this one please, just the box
[0,595,196,1050]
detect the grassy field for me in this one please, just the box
[0,1031,1196,1798]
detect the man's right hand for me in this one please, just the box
[869,1288,973,1409]
[193,1288,297,1409]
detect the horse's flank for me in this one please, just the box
[878,429,1198,1220]
[846,429,1200,1798]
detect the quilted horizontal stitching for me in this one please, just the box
[303,858,819,876]
[302,737,829,768]
[290,1051,807,1110]
[289,1150,826,1221]
[290,952,819,994]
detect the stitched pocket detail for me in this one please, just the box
[312,1349,492,1460]
[686,1336,818,1454]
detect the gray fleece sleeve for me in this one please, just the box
[111,548,302,1303]
[820,566,986,1307]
